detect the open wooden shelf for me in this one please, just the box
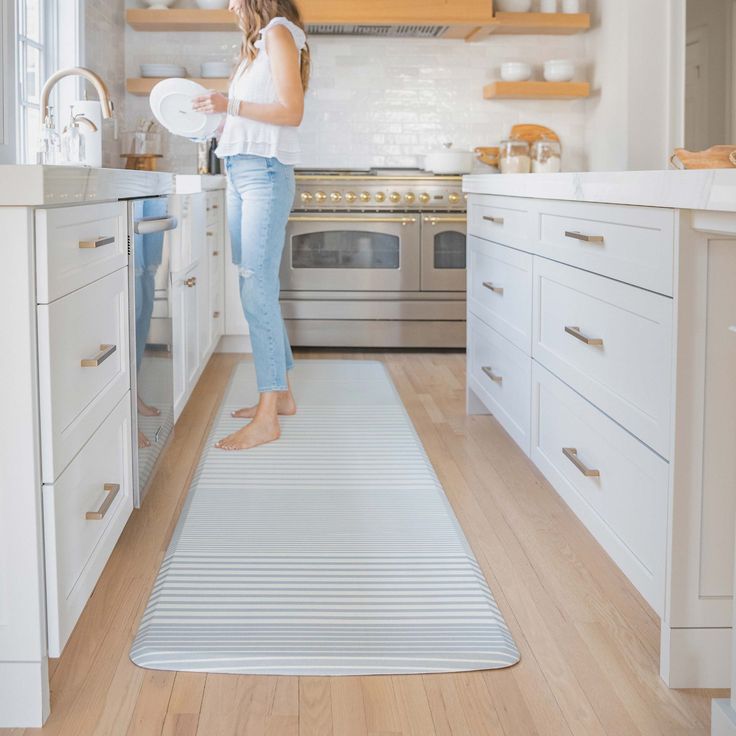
[483,81,590,100]
[126,78,229,96]
[126,9,238,31]
[466,12,590,40]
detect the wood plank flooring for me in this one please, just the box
[3,350,726,736]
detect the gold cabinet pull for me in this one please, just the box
[81,344,116,367]
[565,325,603,346]
[212,250,220,256]
[482,215,504,225]
[482,281,504,295]
[79,235,115,249]
[562,447,600,478]
[213,311,221,318]
[185,277,197,288]
[206,231,214,236]
[481,366,503,384]
[564,230,604,244]
[212,204,219,209]
[86,483,121,520]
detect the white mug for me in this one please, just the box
[561,0,581,12]
[540,0,557,11]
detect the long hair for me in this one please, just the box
[232,0,311,91]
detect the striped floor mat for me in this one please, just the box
[130,360,520,675]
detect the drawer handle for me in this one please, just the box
[81,343,117,367]
[562,447,600,478]
[213,311,221,318]
[564,230,604,244]
[212,204,219,209]
[79,235,115,249]
[212,250,220,256]
[86,483,121,520]
[207,231,214,236]
[483,215,504,225]
[565,325,604,347]
[482,281,504,295]
[185,277,197,288]
[481,366,503,384]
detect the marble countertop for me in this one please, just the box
[175,174,227,194]
[462,169,736,212]
[0,166,174,206]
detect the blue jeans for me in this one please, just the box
[225,154,295,393]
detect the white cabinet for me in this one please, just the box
[466,192,736,688]
[171,189,226,419]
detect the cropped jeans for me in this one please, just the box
[225,154,295,393]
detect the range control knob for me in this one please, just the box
[419,192,431,204]
[448,192,461,204]
[374,192,386,203]
[360,191,371,202]
[300,192,314,203]
[315,191,327,203]
[345,191,358,204]
[389,192,402,204]
[330,191,343,203]
[405,192,416,204]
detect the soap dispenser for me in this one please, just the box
[62,107,98,165]
[37,107,61,165]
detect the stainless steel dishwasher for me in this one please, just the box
[128,197,179,506]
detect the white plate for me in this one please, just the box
[200,62,231,78]
[149,78,224,141]
[141,64,187,77]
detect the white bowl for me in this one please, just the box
[195,0,228,8]
[495,0,532,11]
[200,62,231,78]
[141,63,187,78]
[501,62,533,82]
[141,0,176,8]
[543,59,575,82]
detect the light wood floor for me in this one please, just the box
[3,351,726,736]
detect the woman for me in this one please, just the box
[193,0,309,450]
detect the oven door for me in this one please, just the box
[421,215,467,292]
[281,214,421,292]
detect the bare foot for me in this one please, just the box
[138,395,161,417]
[138,429,151,448]
[216,417,281,451]
[231,392,297,419]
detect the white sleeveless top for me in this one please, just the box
[215,17,306,164]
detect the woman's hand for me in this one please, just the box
[192,92,228,115]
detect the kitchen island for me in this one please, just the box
[462,170,736,712]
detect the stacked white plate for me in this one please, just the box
[141,63,188,78]
[200,61,231,78]
[149,78,224,141]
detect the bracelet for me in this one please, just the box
[227,97,241,117]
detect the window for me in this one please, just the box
[16,0,47,163]
[15,0,80,163]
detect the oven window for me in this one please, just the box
[292,231,400,269]
[434,231,467,270]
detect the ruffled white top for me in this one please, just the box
[215,17,306,164]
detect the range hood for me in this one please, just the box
[299,0,495,39]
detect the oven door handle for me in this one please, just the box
[288,216,418,224]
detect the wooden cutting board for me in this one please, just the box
[510,124,560,144]
[671,145,736,169]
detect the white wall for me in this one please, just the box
[0,0,16,164]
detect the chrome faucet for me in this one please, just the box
[37,67,114,163]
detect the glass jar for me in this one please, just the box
[499,139,531,174]
[531,138,562,173]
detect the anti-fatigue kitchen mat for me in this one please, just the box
[130,360,520,675]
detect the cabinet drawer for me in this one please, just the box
[468,195,534,250]
[43,393,134,657]
[468,235,533,353]
[532,258,673,457]
[468,313,531,454]
[531,362,668,614]
[36,202,128,303]
[37,268,130,482]
[536,200,675,295]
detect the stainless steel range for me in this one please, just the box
[280,168,467,348]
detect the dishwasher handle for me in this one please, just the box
[134,215,178,235]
